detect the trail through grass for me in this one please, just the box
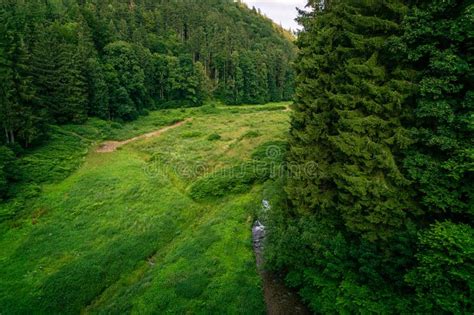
[0,103,290,314]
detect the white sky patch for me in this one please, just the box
[242,0,307,31]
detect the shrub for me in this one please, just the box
[182,131,202,138]
[251,140,288,163]
[110,122,123,129]
[188,161,270,200]
[207,133,221,141]
[241,130,261,139]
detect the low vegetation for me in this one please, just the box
[0,103,290,313]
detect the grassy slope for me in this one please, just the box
[0,102,290,314]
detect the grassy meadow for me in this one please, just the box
[0,102,290,314]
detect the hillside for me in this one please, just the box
[0,0,296,148]
[0,0,297,200]
[0,103,291,313]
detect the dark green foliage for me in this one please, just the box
[287,0,414,240]
[241,130,261,139]
[86,58,110,119]
[103,41,145,121]
[207,133,221,141]
[0,146,15,199]
[401,0,473,218]
[0,0,295,145]
[406,221,474,314]
[189,161,270,200]
[266,180,417,314]
[251,140,288,164]
[31,23,89,124]
[16,126,92,184]
[400,2,474,311]
[0,0,295,202]
[0,6,45,148]
[267,0,473,313]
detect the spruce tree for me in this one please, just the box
[0,7,42,147]
[269,0,420,312]
[31,24,88,124]
[86,58,110,120]
[287,0,415,241]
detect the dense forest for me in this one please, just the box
[0,0,295,199]
[266,0,473,313]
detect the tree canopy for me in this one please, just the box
[267,0,473,313]
[0,0,296,148]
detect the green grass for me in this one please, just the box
[0,102,291,314]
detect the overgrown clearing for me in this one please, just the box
[0,103,290,314]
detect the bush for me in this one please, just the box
[207,133,221,141]
[110,122,123,129]
[182,131,202,138]
[251,140,288,163]
[241,130,261,139]
[188,162,270,200]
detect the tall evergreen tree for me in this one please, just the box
[85,57,110,119]
[31,24,88,124]
[267,1,421,313]
[0,7,42,147]
[287,0,414,241]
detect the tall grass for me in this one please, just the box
[0,102,290,313]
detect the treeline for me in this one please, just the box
[0,0,295,146]
[0,0,295,199]
[267,0,473,313]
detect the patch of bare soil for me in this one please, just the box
[96,119,191,153]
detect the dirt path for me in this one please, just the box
[96,119,191,153]
[253,222,311,315]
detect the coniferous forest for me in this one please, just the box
[0,0,472,314]
[0,0,295,146]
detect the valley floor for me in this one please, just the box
[0,103,290,314]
